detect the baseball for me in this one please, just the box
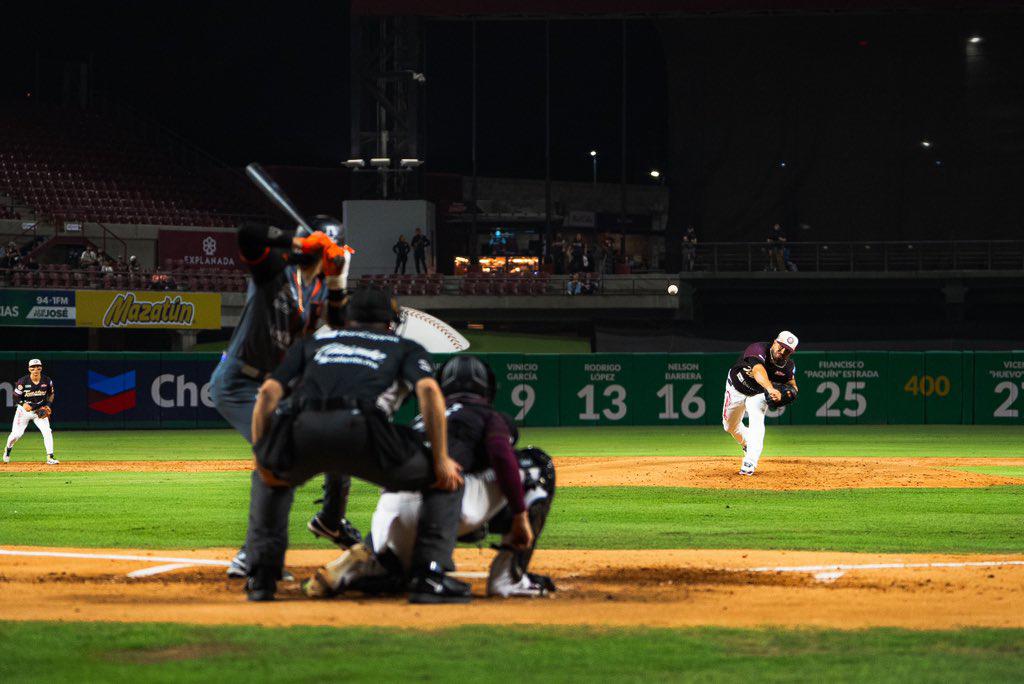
[667,284,678,295]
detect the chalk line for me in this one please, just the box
[0,549,230,567]
[745,560,1024,573]
[127,563,197,578]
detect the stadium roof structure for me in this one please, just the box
[352,0,1023,18]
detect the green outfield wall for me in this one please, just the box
[1,351,1022,428]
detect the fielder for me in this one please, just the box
[4,358,58,465]
[304,355,557,600]
[722,331,799,475]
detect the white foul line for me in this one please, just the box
[0,549,230,567]
[127,563,197,578]
[744,560,1024,573]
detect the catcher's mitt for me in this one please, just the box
[765,382,797,409]
[34,406,52,419]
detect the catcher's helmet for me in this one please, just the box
[437,355,496,402]
[297,214,343,245]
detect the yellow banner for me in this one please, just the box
[75,291,221,330]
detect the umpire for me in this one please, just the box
[247,287,466,602]
[210,218,360,580]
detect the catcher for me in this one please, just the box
[4,358,58,465]
[722,331,799,475]
[303,355,557,601]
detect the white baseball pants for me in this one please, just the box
[721,379,768,471]
[6,406,54,455]
[370,471,511,571]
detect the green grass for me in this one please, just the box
[3,472,1022,553]
[11,424,1024,462]
[459,329,591,353]
[952,466,1024,479]
[1,622,1022,683]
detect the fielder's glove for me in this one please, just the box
[35,406,52,419]
[765,383,797,409]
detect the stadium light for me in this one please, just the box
[590,150,597,157]
[369,158,391,168]
[590,150,598,186]
[969,36,982,44]
[399,158,424,168]
[921,140,932,148]
[649,170,660,179]
[342,159,366,168]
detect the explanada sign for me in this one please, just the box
[158,229,238,269]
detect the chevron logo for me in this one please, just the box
[88,370,137,415]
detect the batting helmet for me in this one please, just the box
[297,214,344,245]
[437,355,496,402]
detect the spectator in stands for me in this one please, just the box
[551,234,566,274]
[128,255,141,273]
[682,225,698,272]
[581,273,598,295]
[767,223,787,272]
[100,258,114,275]
[411,227,431,274]
[570,233,585,273]
[566,273,582,296]
[24,256,40,271]
[393,235,410,274]
[79,246,98,269]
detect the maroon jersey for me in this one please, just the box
[728,341,796,396]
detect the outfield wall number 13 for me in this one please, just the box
[578,384,627,421]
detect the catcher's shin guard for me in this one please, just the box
[488,447,556,597]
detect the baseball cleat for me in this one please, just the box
[308,514,363,549]
[408,562,472,604]
[227,550,294,581]
[46,456,59,465]
[2,453,9,464]
[488,571,556,598]
[302,543,373,599]
[246,567,277,602]
[738,469,755,476]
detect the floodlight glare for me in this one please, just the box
[369,158,391,168]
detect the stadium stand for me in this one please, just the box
[0,103,264,228]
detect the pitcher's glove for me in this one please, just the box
[35,406,52,419]
[766,383,797,409]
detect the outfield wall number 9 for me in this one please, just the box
[510,384,536,421]
[657,383,706,420]
[578,384,627,421]
[815,381,867,418]
[993,381,1024,418]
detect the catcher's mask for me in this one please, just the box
[345,286,400,325]
[437,355,496,403]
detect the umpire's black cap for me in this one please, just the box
[346,286,400,324]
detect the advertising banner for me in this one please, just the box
[75,291,221,330]
[0,353,226,429]
[158,229,239,269]
[0,290,76,327]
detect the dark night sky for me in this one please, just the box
[4,2,668,184]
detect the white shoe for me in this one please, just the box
[487,549,555,598]
[2,453,9,463]
[46,456,59,465]
[738,460,755,476]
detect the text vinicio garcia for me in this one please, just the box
[102,293,196,327]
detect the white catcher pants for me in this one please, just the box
[721,378,768,470]
[6,405,54,455]
[371,471,511,572]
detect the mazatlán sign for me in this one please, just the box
[0,290,76,327]
[75,291,221,330]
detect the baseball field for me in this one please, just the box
[2,424,1024,681]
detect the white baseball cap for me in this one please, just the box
[775,331,799,351]
[28,358,42,367]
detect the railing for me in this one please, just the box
[685,240,1024,273]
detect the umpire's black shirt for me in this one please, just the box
[271,326,434,417]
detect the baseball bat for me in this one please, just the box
[245,162,314,234]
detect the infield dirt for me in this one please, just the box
[2,546,1023,630]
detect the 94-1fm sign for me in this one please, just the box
[0,291,76,327]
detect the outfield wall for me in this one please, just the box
[0,351,1021,429]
